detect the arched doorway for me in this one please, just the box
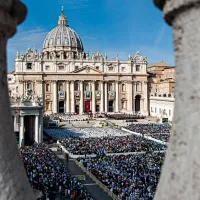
[59,101,64,113]
[135,95,141,113]
[75,105,79,114]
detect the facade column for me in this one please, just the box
[71,81,75,113]
[100,81,104,113]
[19,116,24,147]
[34,115,39,143]
[39,114,43,143]
[92,81,96,113]
[133,98,135,114]
[143,81,148,115]
[53,81,57,113]
[105,81,108,112]
[66,81,70,113]
[127,81,133,113]
[115,81,119,112]
[80,81,84,114]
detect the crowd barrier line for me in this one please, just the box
[74,160,119,200]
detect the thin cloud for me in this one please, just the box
[154,25,166,46]
[7,27,48,71]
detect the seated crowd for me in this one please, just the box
[20,144,93,200]
[44,127,132,140]
[105,113,145,120]
[59,135,166,155]
[77,152,165,200]
[125,123,171,142]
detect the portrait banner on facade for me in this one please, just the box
[75,91,80,99]
[95,91,101,99]
[108,91,115,100]
[85,91,91,99]
[59,91,65,100]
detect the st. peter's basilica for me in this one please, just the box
[8,8,148,115]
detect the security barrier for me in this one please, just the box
[75,160,119,200]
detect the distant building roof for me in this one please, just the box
[7,70,15,74]
[148,61,169,68]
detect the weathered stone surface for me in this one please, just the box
[154,0,200,200]
[0,1,35,200]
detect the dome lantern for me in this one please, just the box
[58,6,68,26]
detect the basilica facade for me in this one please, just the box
[9,8,148,115]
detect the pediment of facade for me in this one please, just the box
[71,66,104,75]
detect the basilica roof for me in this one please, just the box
[43,7,83,51]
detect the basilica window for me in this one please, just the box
[27,82,32,90]
[108,83,113,91]
[27,63,32,70]
[155,107,157,113]
[84,82,89,91]
[136,65,140,72]
[58,65,64,71]
[58,83,63,91]
[169,110,171,116]
[122,67,126,72]
[108,66,114,72]
[136,82,141,92]
[16,86,18,93]
[8,77,12,81]
[122,84,126,92]
[75,82,79,91]
[75,66,79,70]
[96,66,99,70]
[95,82,99,91]
[46,84,50,92]
[45,65,50,71]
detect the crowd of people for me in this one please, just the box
[78,152,165,200]
[20,144,93,200]
[125,123,171,142]
[44,127,132,140]
[105,113,145,120]
[59,135,166,155]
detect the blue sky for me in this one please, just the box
[7,0,174,71]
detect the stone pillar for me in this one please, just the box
[66,81,70,113]
[143,81,148,115]
[71,81,75,113]
[0,1,35,198]
[115,81,119,112]
[80,81,84,114]
[39,115,43,143]
[128,81,133,113]
[133,98,135,114]
[100,81,104,112]
[92,81,96,113]
[105,81,108,112]
[53,81,57,113]
[19,116,24,147]
[153,1,200,200]
[34,115,39,143]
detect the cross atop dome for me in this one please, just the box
[58,6,68,26]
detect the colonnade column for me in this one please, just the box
[53,81,57,113]
[19,116,24,147]
[100,81,104,113]
[115,81,119,112]
[39,115,43,143]
[34,115,39,143]
[80,81,84,114]
[71,81,75,113]
[105,81,108,112]
[128,81,133,113]
[66,81,70,113]
[92,81,96,113]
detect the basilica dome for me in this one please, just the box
[43,8,83,52]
